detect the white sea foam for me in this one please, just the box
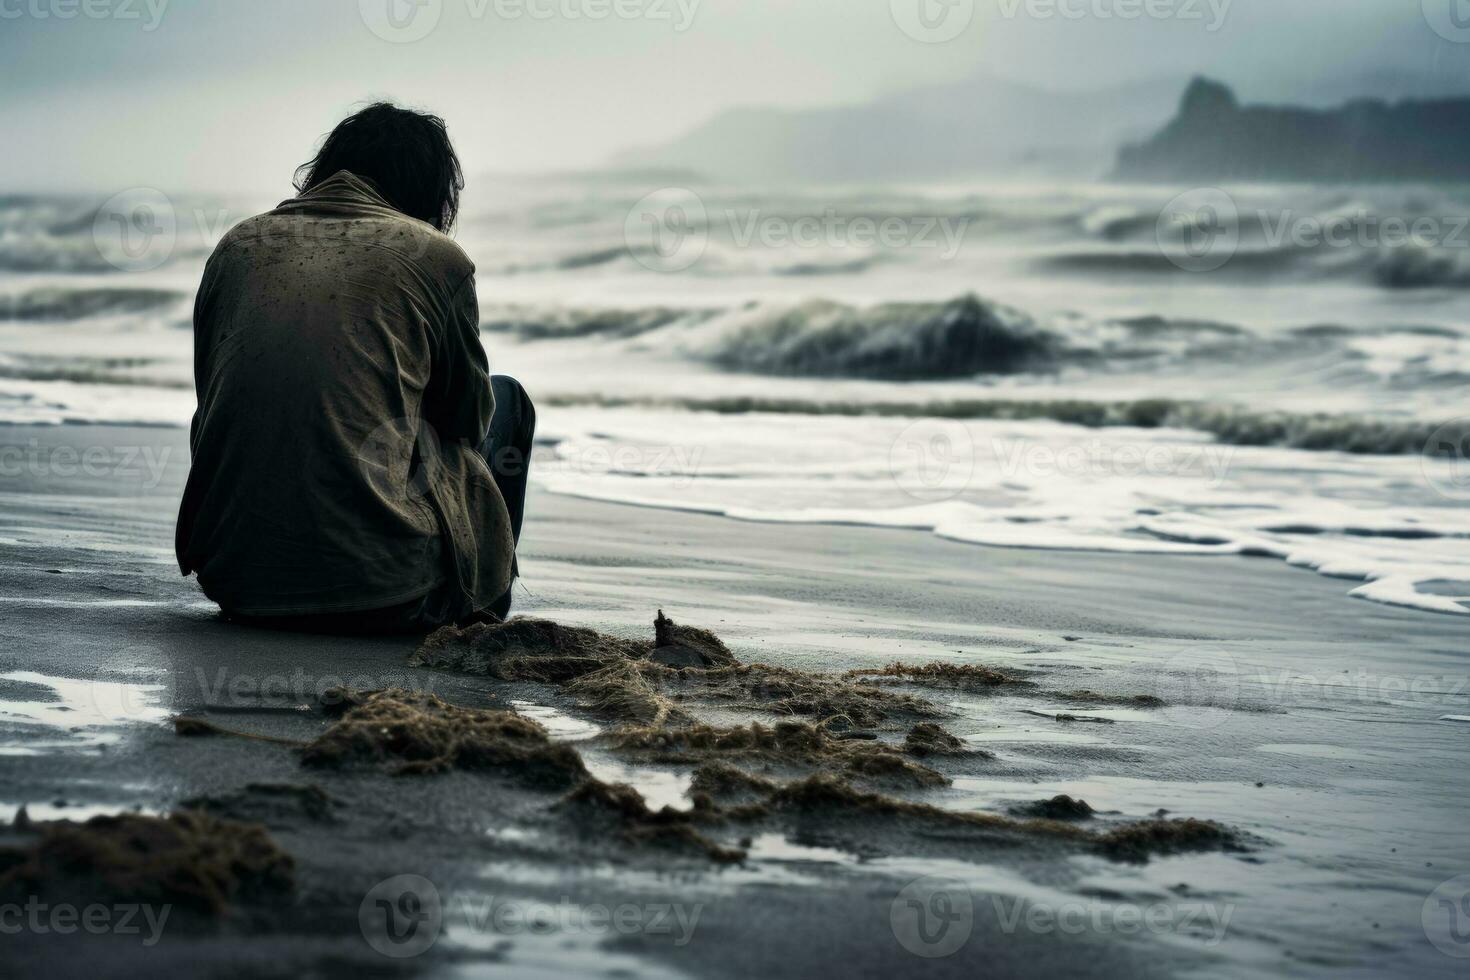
[534,407,1470,616]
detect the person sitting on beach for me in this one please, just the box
[175,103,532,633]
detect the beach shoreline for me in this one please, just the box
[0,422,1466,978]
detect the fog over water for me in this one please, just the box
[3,1,1466,191]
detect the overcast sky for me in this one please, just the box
[3,0,1466,192]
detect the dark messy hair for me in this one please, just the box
[294,102,464,232]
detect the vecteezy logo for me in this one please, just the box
[1424,0,1470,43]
[890,0,974,43]
[359,874,443,958]
[889,419,975,502]
[890,875,973,957]
[624,188,708,273]
[1424,875,1470,958]
[88,650,170,725]
[357,417,441,503]
[1422,418,1470,501]
[92,188,176,273]
[1157,187,1239,273]
[359,0,442,43]
[1153,649,1240,729]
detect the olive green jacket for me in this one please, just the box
[175,171,513,619]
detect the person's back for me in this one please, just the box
[176,104,529,631]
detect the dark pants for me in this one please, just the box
[479,375,536,620]
[229,376,535,634]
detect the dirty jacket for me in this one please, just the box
[175,170,513,619]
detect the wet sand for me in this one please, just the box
[0,423,1466,979]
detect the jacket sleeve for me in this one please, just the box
[425,272,494,447]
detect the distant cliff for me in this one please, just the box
[1115,78,1470,182]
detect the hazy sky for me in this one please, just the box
[3,0,1466,192]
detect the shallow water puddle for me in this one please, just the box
[746,833,856,866]
[510,700,603,740]
[508,700,694,812]
[0,669,169,754]
[443,888,695,980]
[580,752,694,813]
[0,801,162,822]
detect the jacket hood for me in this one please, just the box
[275,170,408,222]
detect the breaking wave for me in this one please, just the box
[697,295,1056,379]
[1061,193,1470,290]
[1373,247,1470,289]
[481,304,716,340]
[0,287,186,322]
[0,354,188,388]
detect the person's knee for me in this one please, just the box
[493,375,535,442]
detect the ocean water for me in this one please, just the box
[0,176,1467,614]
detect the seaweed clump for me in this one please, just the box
[903,722,984,757]
[410,610,734,683]
[747,774,1244,863]
[845,661,1026,690]
[412,613,947,729]
[566,659,692,728]
[557,779,744,864]
[0,810,294,918]
[613,720,948,788]
[651,610,737,668]
[1053,690,1165,708]
[1094,817,1243,863]
[689,762,779,804]
[753,773,1086,848]
[300,689,588,787]
[1009,795,1096,821]
[690,663,945,728]
[411,617,648,682]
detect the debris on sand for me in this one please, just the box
[557,779,745,864]
[841,750,950,787]
[394,612,1251,866]
[691,663,945,728]
[755,773,1082,839]
[1009,795,1096,821]
[566,659,693,727]
[689,762,779,803]
[300,689,588,787]
[903,722,987,758]
[411,610,732,681]
[0,810,294,918]
[1022,709,1116,724]
[173,716,306,745]
[412,617,648,682]
[412,613,945,729]
[612,720,949,788]
[651,610,737,668]
[760,773,982,823]
[844,661,1026,690]
[317,686,384,717]
[1094,817,1244,862]
[1053,690,1165,708]
[745,774,1244,862]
